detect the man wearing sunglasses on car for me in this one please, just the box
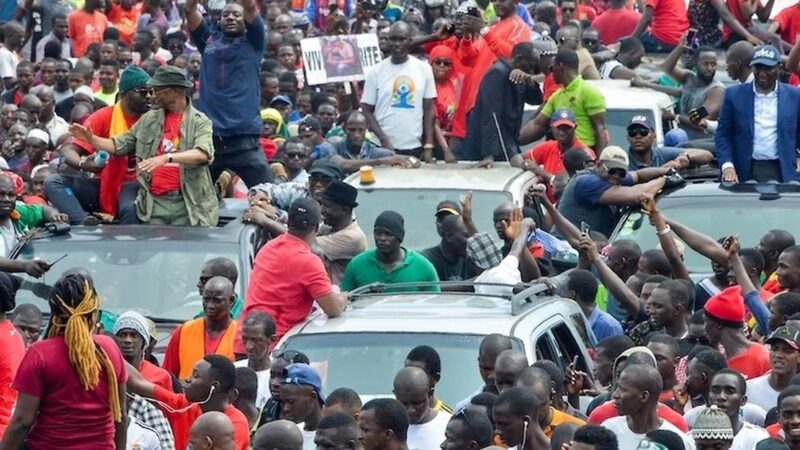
[626,115,713,171]
[556,145,671,238]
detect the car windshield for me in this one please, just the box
[614,196,798,274]
[356,189,512,250]
[606,109,656,148]
[281,332,522,405]
[13,241,242,321]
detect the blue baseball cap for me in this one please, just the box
[281,363,325,403]
[751,45,781,67]
[550,109,576,128]
[270,95,293,108]
[627,114,654,131]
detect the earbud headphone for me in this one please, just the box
[521,420,529,449]
[209,385,216,396]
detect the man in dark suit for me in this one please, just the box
[463,42,543,167]
[716,44,800,183]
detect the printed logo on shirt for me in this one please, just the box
[391,75,416,109]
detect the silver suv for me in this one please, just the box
[276,282,595,406]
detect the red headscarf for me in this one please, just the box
[428,45,466,78]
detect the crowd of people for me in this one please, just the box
[1,0,800,448]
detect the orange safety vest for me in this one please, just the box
[177,318,237,380]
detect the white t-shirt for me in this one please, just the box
[730,422,770,450]
[407,409,451,450]
[746,374,780,412]
[0,47,18,80]
[233,359,272,410]
[601,416,696,450]
[361,55,437,151]
[599,60,623,79]
[685,404,767,428]
[127,419,162,450]
[296,422,317,450]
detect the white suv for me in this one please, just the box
[276,283,595,406]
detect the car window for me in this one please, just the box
[552,322,591,376]
[535,332,557,362]
[570,313,593,350]
[13,241,243,321]
[355,189,512,250]
[281,332,524,405]
[614,196,800,274]
[605,109,656,148]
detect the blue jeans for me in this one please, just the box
[640,31,676,53]
[44,173,139,224]
[210,136,273,187]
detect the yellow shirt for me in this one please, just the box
[544,407,586,437]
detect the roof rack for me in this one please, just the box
[346,281,554,315]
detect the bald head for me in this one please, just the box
[494,350,528,393]
[253,420,303,450]
[389,21,411,37]
[20,94,42,114]
[620,364,662,403]
[479,334,513,359]
[726,41,754,63]
[204,276,234,297]
[393,366,431,393]
[189,411,235,450]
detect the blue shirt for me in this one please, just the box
[627,146,682,170]
[588,306,624,343]
[573,173,634,206]
[191,16,265,137]
[328,139,395,160]
[310,141,337,160]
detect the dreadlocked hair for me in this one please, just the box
[47,274,122,422]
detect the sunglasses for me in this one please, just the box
[582,38,598,45]
[286,152,306,159]
[601,164,627,177]
[433,59,452,67]
[687,336,710,345]
[273,349,308,364]
[627,128,650,138]
[561,7,575,12]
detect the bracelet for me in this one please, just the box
[423,144,435,149]
[656,225,672,236]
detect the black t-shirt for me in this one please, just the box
[421,244,477,281]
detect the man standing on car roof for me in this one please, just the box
[716,44,800,183]
[69,66,218,226]
[183,0,274,188]
[625,115,713,171]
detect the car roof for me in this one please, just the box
[284,291,584,336]
[344,163,530,192]
[585,80,674,110]
[657,181,800,201]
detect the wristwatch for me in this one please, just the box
[167,154,173,164]
[479,26,489,36]
[78,156,88,171]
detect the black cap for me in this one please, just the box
[309,159,344,181]
[287,197,321,231]
[435,200,462,218]
[374,210,405,242]
[322,181,358,208]
[298,116,322,133]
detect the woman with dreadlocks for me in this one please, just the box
[0,273,25,437]
[0,273,128,449]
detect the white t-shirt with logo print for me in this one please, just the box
[361,55,437,151]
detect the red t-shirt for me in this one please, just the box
[774,4,800,45]
[723,0,751,41]
[767,422,783,440]
[151,111,183,196]
[162,322,230,379]
[72,105,137,176]
[592,8,643,45]
[140,359,173,392]
[153,385,250,450]
[12,335,128,449]
[525,139,594,175]
[645,0,689,45]
[543,73,562,101]
[728,343,771,379]
[587,400,689,431]
[452,16,531,138]
[237,233,334,352]
[557,4,598,24]
[106,3,143,45]
[0,321,25,436]
[68,9,109,57]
